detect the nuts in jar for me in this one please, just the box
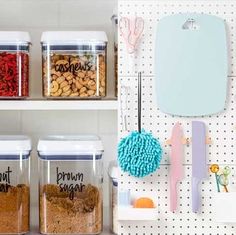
[41,31,108,99]
[43,54,106,98]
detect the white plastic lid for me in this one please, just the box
[38,135,104,155]
[108,161,118,179]
[0,135,31,153]
[0,31,31,44]
[41,31,108,44]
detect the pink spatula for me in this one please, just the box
[170,123,184,212]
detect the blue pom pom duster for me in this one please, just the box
[118,72,163,178]
[118,129,162,177]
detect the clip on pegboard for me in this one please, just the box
[166,129,212,146]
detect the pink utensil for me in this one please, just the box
[170,123,184,212]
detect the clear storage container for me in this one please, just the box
[0,135,31,234]
[41,31,108,99]
[0,32,30,98]
[38,135,104,234]
[111,15,118,97]
[108,161,118,234]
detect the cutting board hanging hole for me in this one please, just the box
[182,19,200,30]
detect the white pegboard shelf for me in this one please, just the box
[0,99,118,111]
[118,207,158,221]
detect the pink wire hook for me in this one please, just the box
[132,17,144,50]
[119,16,144,54]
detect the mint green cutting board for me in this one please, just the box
[156,14,228,116]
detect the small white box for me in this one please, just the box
[213,193,236,223]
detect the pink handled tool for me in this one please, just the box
[119,16,144,54]
[170,122,184,212]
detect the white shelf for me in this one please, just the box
[0,99,118,111]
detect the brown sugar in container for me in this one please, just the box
[0,136,31,234]
[37,135,104,234]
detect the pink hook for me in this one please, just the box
[119,16,144,54]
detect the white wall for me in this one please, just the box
[0,0,118,211]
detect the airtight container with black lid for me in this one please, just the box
[0,135,31,234]
[37,135,104,234]
[41,31,108,99]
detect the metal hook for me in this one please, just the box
[138,72,142,133]
[182,18,200,30]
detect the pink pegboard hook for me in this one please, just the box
[119,16,144,54]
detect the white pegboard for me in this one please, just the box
[118,1,236,235]
[119,166,236,235]
[119,76,236,164]
[118,0,236,76]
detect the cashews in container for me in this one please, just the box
[60,81,68,89]
[50,81,59,93]
[42,54,107,99]
[56,76,65,84]
[41,31,108,99]
[51,88,62,97]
